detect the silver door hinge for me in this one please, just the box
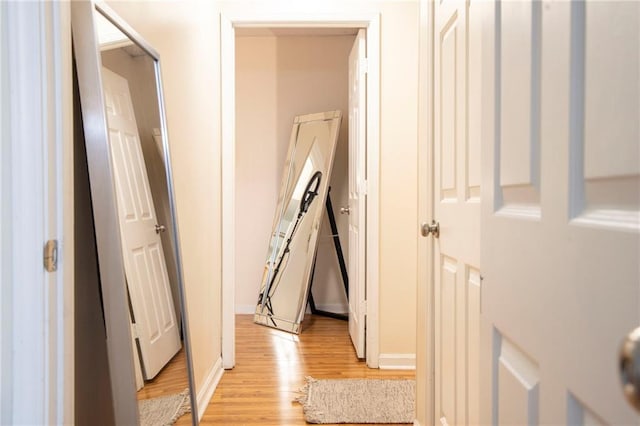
[43,240,58,272]
[361,58,368,74]
[362,179,369,195]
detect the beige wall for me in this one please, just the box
[375,3,419,357]
[234,36,278,313]
[109,0,418,397]
[235,34,353,314]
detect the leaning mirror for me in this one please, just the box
[255,111,342,333]
[71,2,197,425]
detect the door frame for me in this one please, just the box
[220,12,381,369]
[1,2,74,424]
[416,0,435,423]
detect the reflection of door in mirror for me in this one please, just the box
[95,5,192,412]
[73,2,196,424]
[101,65,181,380]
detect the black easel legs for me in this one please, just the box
[307,187,349,321]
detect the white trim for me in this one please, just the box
[221,11,381,370]
[0,3,8,422]
[1,2,73,424]
[416,0,435,424]
[364,14,381,369]
[221,14,236,370]
[196,356,224,421]
[0,3,7,421]
[57,3,75,423]
[378,354,417,370]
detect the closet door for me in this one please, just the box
[432,0,482,424]
[348,29,367,359]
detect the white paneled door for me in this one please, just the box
[432,0,482,424]
[102,67,181,380]
[348,29,367,359]
[480,1,639,424]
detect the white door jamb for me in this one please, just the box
[0,2,74,424]
[220,12,381,369]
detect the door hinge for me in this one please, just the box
[131,322,139,339]
[43,239,58,272]
[361,58,368,74]
[479,275,484,315]
[361,179,368,195]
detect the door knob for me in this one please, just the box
[155,224,166,234]
[620,327,640,412]
[340,207,350,215]
[420,220,440,238]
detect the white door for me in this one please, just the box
[480,1,639,424]
[102,67,181,380]
[430,0,482,424]
[348,29,367,359]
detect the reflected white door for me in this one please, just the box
[432,0,482,424]
[348,29,367,359]
[102,67,181,380]
[480,1,639,424]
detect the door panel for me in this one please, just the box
[348,29,367,359]
[481,1,639,424]
[102,67,181,380]
[496,0,541,216]
[433,0,482,424]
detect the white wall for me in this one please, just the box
[235,34,353,314]
[109,0,419,400]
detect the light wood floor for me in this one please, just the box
[136,347,188,400]
[167,314,415,425]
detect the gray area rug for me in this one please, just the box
[138,389,191,426]
[296,377,415,424]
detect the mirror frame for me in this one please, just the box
[70,1,197,424]
[254,111,342,334]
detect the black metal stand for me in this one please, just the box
[307,187,349,321]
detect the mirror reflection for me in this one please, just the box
[78,7,195,425]
[255,111,342,333]
[96,8,190,411]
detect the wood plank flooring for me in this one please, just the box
[136,348,188,400]
[170,314,414,425]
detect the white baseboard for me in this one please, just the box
[414,420,423,426]
[196,356,224,421]
[378,353,416,370]
[235,304,256,314]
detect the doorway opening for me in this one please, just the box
[220,14,381,369]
